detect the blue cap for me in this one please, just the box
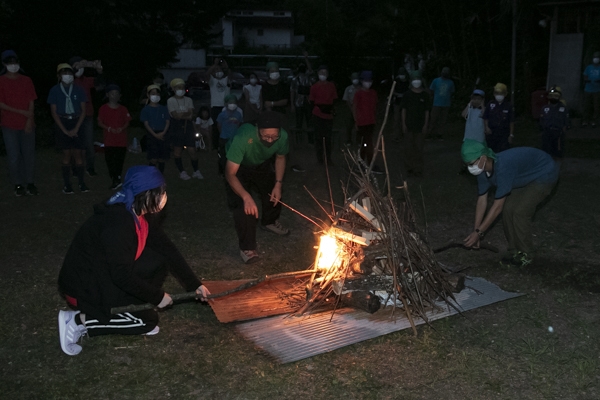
[360,70,373,81]
[472,89,485,97]
[1,50,17,62]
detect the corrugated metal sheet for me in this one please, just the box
[203,274,310,323]
[235,277,523,363]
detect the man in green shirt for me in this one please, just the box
[225,111,290,263]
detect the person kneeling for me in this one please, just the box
[57,166,210,356]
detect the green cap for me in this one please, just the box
[224,94,237,104]
[461,139,496,163]
[410,70,422,80]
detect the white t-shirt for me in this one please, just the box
[195,117,214,129]
[209,76,230,107]
[243,84,262,107]
[343,85,358,105]
[167,96,194,114]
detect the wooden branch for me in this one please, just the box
[433,240,499,254]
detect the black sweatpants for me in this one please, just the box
[225,160,282,250]
[104,146,127,181]
[313,115,333,163]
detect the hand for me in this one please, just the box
[68,129,78,137]
[21,110,34,119]
[270,184,282,206]
[158,293,173,309]
[463,231,481,248]
[508,135,514,144]
[243,196,259,218]
[485,126,492,135]
[156,132,165,141]
[195,285,212,302]
[24,119,34,133]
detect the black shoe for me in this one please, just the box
[63,185,74,195]
[291,164,305,172]
[109,179,122,190]
[14,185,26,197]
[79,183,90,193]
[26,184,38,195]
[86,169,98,177]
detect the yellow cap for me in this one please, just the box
[494,83,507,94]
[56,63,73,73]
[146,84,161,93]
[170,78,185,89]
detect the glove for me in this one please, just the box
[157,293,173,309]
[196,285,211,302]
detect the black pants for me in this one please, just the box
[313,116,333,163]
[78,248,167,336]
[218,138,228,175]
[211,106,222,150]
[541,129,565,159]
[104,147,127,181]
[225,161,282,250]
[295,103,313,144]
[487,131,511,153]
[358,124,375,163]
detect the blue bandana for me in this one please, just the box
[107,166,165,226]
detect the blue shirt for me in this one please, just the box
[477,147,559,199]
[584,64,600,93]
[216,109,243,140]
[140,104,170,131]
[463,106,485,143]
[47,83,87,115]
[429,77,455,107]
[483,100,515,134]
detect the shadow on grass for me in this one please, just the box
[525,257,600,293]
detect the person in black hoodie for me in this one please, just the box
[57,165,210,356]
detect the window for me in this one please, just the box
[257,29,264,36]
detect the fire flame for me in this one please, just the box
[316,234,342,270]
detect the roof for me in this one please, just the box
[538,0,600,6]
[232,16,294,28]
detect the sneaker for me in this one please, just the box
[58,310,86,356]
[26,184,38,195]
[142,326,160,336]
[260,220,290,236]
[240,249,260,264]
[86,169,98,177]
[180,171,191,180]
[62,185,75,195]
[192,170,204,179]
[109,179,122,190]
[513,251,533,267]
[14,185,26,197]
[291,164,305,172]
[79,183,90,193]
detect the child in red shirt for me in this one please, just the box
[98,84,131,189]
[309,65,337,165]
[353,71,378,166]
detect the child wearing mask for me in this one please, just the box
[97,84,131,189]
[461,89,486,144]
[309,65,337,165]
[167,78,202,180]
[48,63,89,194]
[243,73,262,124]
[353,71,379,168]
[140,84,170,173]
[217,94,243,174]
[539,86,568,160]
[194,106,213,151]
[207,57,231,149]
[483,83,514,153]
[401,70,431,177]
[392,68,409,142]
[342,72,360,147]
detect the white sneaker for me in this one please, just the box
[192,170,204,179]
[142,326,160,336]
[58,310,86,356]
[180,171,191,180]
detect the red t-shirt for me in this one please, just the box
[309,81,338,120]
[75,76,95,116]
[353,88,378,126]
[98,103,131,147]
[0,74,37,130]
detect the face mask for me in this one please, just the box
[594,58,600,64]
[150,95,161,103]
[468,159,486,176]
[352,79,359,85]
[318,74,327,81]
[75,68,84,78]
[398,75,406,80]
[269,72,280,80]
[227,103,237,111]
[495,95,505,102]
[6,64,19,73]
[411,80,422,88]
[175,89,185,97]
[261,139,275,148]
[61,75,74,84]
[362,81,372,89]
[250,78,257,85]
[215,71,224,79]
[549,98,559,104]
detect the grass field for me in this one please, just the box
[1,108,599,399]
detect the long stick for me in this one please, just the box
[304,185,334,222]
[368,81,396,174]
[277,199,324,229]
[323,137,336,215]
[110,269,316,314]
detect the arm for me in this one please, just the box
[464,195,506,247]
[24,100,35,133]
[50,104,70,136]
[484,119,491,135]
[269,154,286,205]
[422,110,430,133]
[461,104,469,119]
[0,102,34,118]
[508,122,515,143]
[225,160,259,218]
[72,103,87,135]
[303,50,313,73]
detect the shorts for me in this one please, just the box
[55,117,84,150]
[168,119,195,148]
[146,134,171,161]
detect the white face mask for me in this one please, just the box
[215,71,224,79]
[495,95,505,102]
[227,103,237,111]
[75,68,84,78]
[411,80,422,88]
[318,74,327,81]
[352,79,359,85]
[150,95,161,103]
[175,89,185,97]
[362,81,372,89]
[467,158,486,176]
[269,72,280,80]
[61,75,74,84]
[6,64,19,73]
[250,78,257,85]
[594,57,600,64]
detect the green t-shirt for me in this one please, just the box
[226,123,289,166]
